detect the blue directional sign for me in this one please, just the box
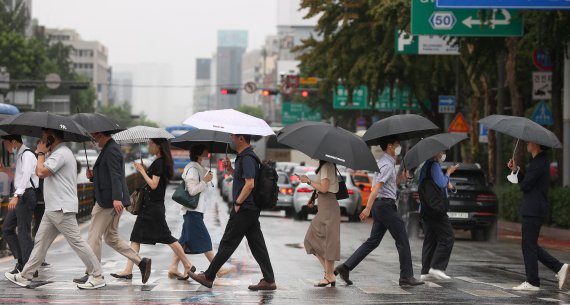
[436,0,570,10]
[438,95,456,113]
[479,124,489,143]
[531,101,554,126]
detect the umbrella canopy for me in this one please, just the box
[0,112,91,142]
[171,129,236,154]
[363,114,439,145]
[403,133,468,170]
[183,109,274,136]
[112,126,174,144]
[479,115,562,148]
[277,121,379,172]
[70,113,125,134]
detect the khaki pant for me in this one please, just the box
[87,203,142,265]
[21,210,102,279]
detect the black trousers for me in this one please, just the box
[421,214,454,274]
[343,198,414,279]
[2,189,37,267]
[205,207,275,282]
[32,202,45,238]
[522,216,563,287]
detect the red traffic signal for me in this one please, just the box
[220,88,238,95]
[262,89,279,96]
[301,90,310,98]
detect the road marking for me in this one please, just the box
[358,285,412,294]
[455,276,483,284]
[459,288,519,297]
[539,298,565,303]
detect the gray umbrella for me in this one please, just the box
[363,114,439,145]
[171,129,236,154]
[479,115,562,148]
[70,113,125,134]
[403,133,468,170]
[277,121,379,171]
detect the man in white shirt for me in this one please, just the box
[4,128,105,290]
[1,135,39,275]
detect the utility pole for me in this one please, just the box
[496,52,506,185]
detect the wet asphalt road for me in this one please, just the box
[0,180,569,305]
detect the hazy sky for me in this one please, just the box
[33,0,279,125]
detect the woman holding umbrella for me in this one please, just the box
[168,144,231,279]
[112,138,194,280]
[299,160,340,287]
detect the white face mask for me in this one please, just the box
[12,147,17,155]
[440,154,447,163]
[507,168,520,184]
[394,146,402,156]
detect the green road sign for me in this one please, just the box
[395,29,459,55]
[333,85,369,109]
[282,102,321,125]
[411,0,523,37]
[375,87,422,112]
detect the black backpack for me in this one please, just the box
[419,161,449,217]
[242,152,278,210]
[21,149,44,202]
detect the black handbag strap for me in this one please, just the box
[334,165,345,183]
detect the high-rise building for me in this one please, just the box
[241,49,262,107]
[111,71,133,106]
[215,30,248,110]
[45,28,111,108]
[193,58,211,113]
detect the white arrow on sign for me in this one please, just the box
[462,9,511,29]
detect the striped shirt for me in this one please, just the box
[373,154,397,200]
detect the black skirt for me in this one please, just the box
[130,199,177,245]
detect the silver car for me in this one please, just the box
[276,171,295,217]
[292,172,361,222]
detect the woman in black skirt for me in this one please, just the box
[112,138,194,280]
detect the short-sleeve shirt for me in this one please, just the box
[147,158,168,202]
[43,143,79,213]
[317,162,339,193]
[374,154,397,200]
[232,147,258,211]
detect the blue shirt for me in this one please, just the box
[373,154,397,200]
[418,160,449,198]
[232,147,259,211]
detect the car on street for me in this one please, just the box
[290,165,317,186]
[275,162,298,175]
[221,176,233,203]
[76,149,98,168]
[351,171,372,207]
[276,171,295,217]
[292,171,361,222]
[397,162,498,241]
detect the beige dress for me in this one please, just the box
[304,162,341,261]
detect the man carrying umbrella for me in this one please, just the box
[5,127,105,289]
[507,142,569,291]
[70,114,152,285]
[335,136,424,287]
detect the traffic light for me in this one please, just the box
[261,89,279,96]
[220,88,238,95]
[301,90,310,98]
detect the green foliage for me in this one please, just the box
[236,105,264,119]
[99,103,158,128]
[0,0,30,35]
[0,32,49,81]
[495,184,522,223]
[551,187,570,229]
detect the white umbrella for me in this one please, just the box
[182,109,274,136]
[112,126,174,144]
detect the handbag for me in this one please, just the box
[172,167,200,209]
[307,190,318,208]
[335,166,349,200]
[127,186,147,215]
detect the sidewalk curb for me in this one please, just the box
[499,220,570,242]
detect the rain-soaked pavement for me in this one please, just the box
[1,180,569,305]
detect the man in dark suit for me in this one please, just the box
[508,141,569,291]
[74,132,152,284]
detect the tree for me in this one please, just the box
[0,0,30,35]
[99,103,159,128]
[237,105,264,119]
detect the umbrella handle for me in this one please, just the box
[83,142,90,171]
[511,139,519,161]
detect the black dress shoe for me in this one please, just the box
[73,274,89,284]
[314,278,336,287]
[334,265,353,285]
[110,273,133,280]
[189,272,214,289]
[399,277,425,286]
[138,257,152,284]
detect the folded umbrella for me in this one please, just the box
[70,113,125,134]
[363,114,439,145]
[479,115,562,149]
[0,112,91,142]
[171,129,236,154]
[403,133,468,170]
[112,126,174,144]
[277,121,379,172]
[183,109,274,136]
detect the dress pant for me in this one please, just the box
[2,189,37,267]
[421,214,454,274]
[343,198,414,279]
[32,202,45,238]
[204,207,274,282]
[521,216,563,287]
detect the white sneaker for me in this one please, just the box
[512,281,540,291]
[77,276,106,290]
[557,263,569,290]
[420,274,434,281]
[4,272,31,288]
[428,268,451,280]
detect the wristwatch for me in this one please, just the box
[234,201,243,206]
[12,194,20,199]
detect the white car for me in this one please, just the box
[76,149,98,167]
[292,171,361,222]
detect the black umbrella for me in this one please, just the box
[277,121,379,172]
[171,129,236,154]
[70,113,125,134]
[363,114,439,145]
[0,112,91,142]
[479,115,562,149]
[403,133,468,170]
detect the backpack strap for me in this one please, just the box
[21,148,38,190]
[424,161,434,182]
